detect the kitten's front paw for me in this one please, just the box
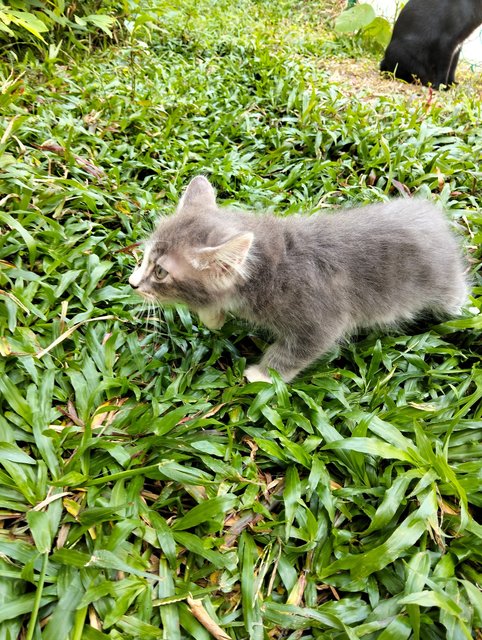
[244,365,272,383]
[198,309,225,330]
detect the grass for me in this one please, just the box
[0,0,481,638]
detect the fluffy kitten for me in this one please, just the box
[380,0,482,88]
[129,176,467,383]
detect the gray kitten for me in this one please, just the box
[129,176,467,383]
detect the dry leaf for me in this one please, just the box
[187,597,232,640]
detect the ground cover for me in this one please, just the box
[0,0,481,638]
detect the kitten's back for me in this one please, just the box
[238,199,467,329]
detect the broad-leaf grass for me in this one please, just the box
[0,0,481,638]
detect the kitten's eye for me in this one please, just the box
[154,265,169,280]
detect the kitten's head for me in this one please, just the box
[129,176,254,309]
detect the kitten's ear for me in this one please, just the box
[178,176,216,211]
[190,232,254,279]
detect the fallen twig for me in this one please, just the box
[32,142,105,179]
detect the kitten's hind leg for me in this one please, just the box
[429,276,469,318]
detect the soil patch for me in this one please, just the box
[321,56,482,102]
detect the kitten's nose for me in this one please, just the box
[128,274,139,289]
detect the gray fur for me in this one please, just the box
[130,176,468,382]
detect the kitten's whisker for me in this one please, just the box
[147,301,154,333]
[134,300,146,324]
[156,303,166,330]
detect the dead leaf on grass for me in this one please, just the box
[187,597,232,640]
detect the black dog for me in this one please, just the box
[380,0,482,88]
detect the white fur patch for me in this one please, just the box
[129,244,152,288]
[198,308,226,329]
[244,365,272,383]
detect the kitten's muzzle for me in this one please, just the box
[129,273,141,289]
[128,275,156,300]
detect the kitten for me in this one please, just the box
[129,176,467,383]
[380,0,482,88]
